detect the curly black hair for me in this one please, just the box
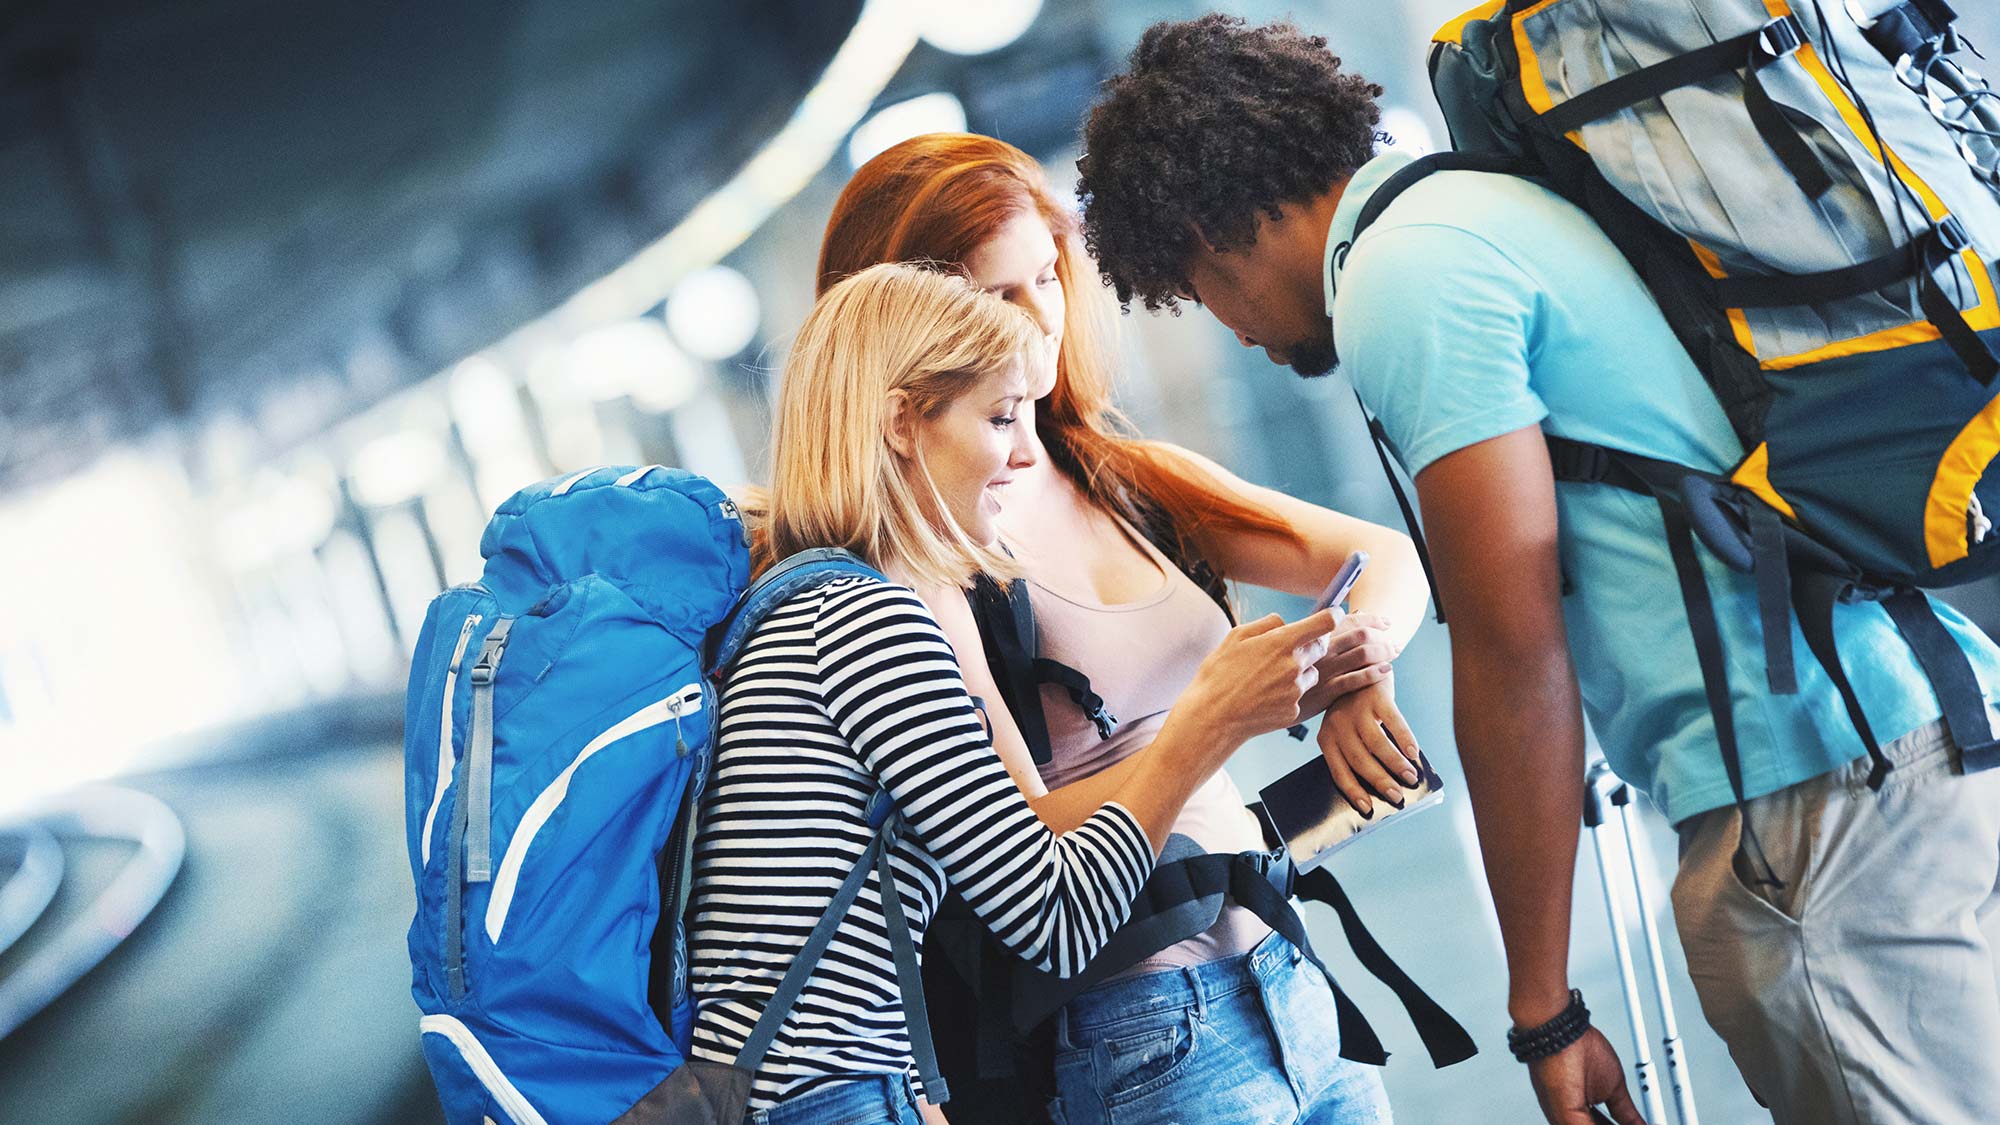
[1077,15,1384,312]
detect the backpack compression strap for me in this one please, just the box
[444,616,515,1003]
[1508,8,1999,381]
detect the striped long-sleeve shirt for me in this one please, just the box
[687,576,1155,1108]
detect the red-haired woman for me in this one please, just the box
[818,134,1428,1124]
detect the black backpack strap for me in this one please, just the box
[968,573,1120,755]
[1006,828,1474,1070]
[1348,151,1535,245]
[968,574,1057,766]
[1534,16,1832,200]
[1031,658,1118,741]
[1791,573,1893,790]
[1357,391,1446,624]
[1747,503,1799,694]
[1705,218,1997,383]
[1880,587,2000,772]
[1341,155,1529,626]
[1549,435,1996,798]
[1545,436,1786,887]
[1293,867,1479,1068]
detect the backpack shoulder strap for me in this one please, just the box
[1006,828,1476,1070]
[705,547,885,676]
[1347,151,1533,248]
[1340,153,1531,626]
[967,574,1057,766]
[967,572,1122,761]
[725,786,946,1101]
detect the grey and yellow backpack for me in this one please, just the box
[1353,0,2000,864]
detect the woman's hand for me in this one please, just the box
[1297,612,1401,716]
[1316,677,1422,815]
[1164,610,1338,772]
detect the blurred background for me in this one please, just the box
[3,1,1998,1121]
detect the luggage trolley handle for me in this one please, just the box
[1584,761,1700,1125]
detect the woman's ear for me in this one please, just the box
[883,390,919,460]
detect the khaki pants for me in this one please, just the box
[1672,718,2000,1125]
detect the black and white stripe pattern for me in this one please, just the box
[687,576,1154,1107]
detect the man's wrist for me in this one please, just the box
[1507,988,1591,1062]
[1508,984,1575,1029]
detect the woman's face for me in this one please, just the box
[962,212,1065,400]
[909,361,1038,546]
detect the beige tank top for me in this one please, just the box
[1028,520,1272,978]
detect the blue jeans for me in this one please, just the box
[747,1074,922,1125]
[1048,932,1393,1125]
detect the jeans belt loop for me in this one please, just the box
[1186,963,1208,1022]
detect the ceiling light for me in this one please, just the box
[848,92,969,169]
[666,266,762,361]
[917,0,1042,56]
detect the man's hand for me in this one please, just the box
[1528,1028,1648,1125]
[1316,677,1421,814]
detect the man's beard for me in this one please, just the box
[1287,325,1338,379]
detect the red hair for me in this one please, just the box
[817,133,1296,567]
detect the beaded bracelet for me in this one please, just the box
[1506,989,1591,1062]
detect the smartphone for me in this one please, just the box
[1309,550,1370,617]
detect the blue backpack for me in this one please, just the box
[403,465,932,1124]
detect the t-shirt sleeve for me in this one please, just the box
[810,580,1156,978]
[1337,222,1550,476]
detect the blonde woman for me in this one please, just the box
[684,264,1339,1125]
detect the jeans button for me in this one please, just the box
[1290,945,1303,965]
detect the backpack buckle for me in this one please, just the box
[1757,15,1805,60]
[1936,214,1972,253]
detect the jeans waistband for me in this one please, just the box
[1060,930,1296,1034]
[749,1073,913,1125]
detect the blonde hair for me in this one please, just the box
[758,262,1048,589]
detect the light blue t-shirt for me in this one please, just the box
[1329,151,2000,823]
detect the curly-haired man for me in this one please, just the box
[1080,14,2000,1125]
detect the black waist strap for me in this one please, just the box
[1005,827,1475,1069]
